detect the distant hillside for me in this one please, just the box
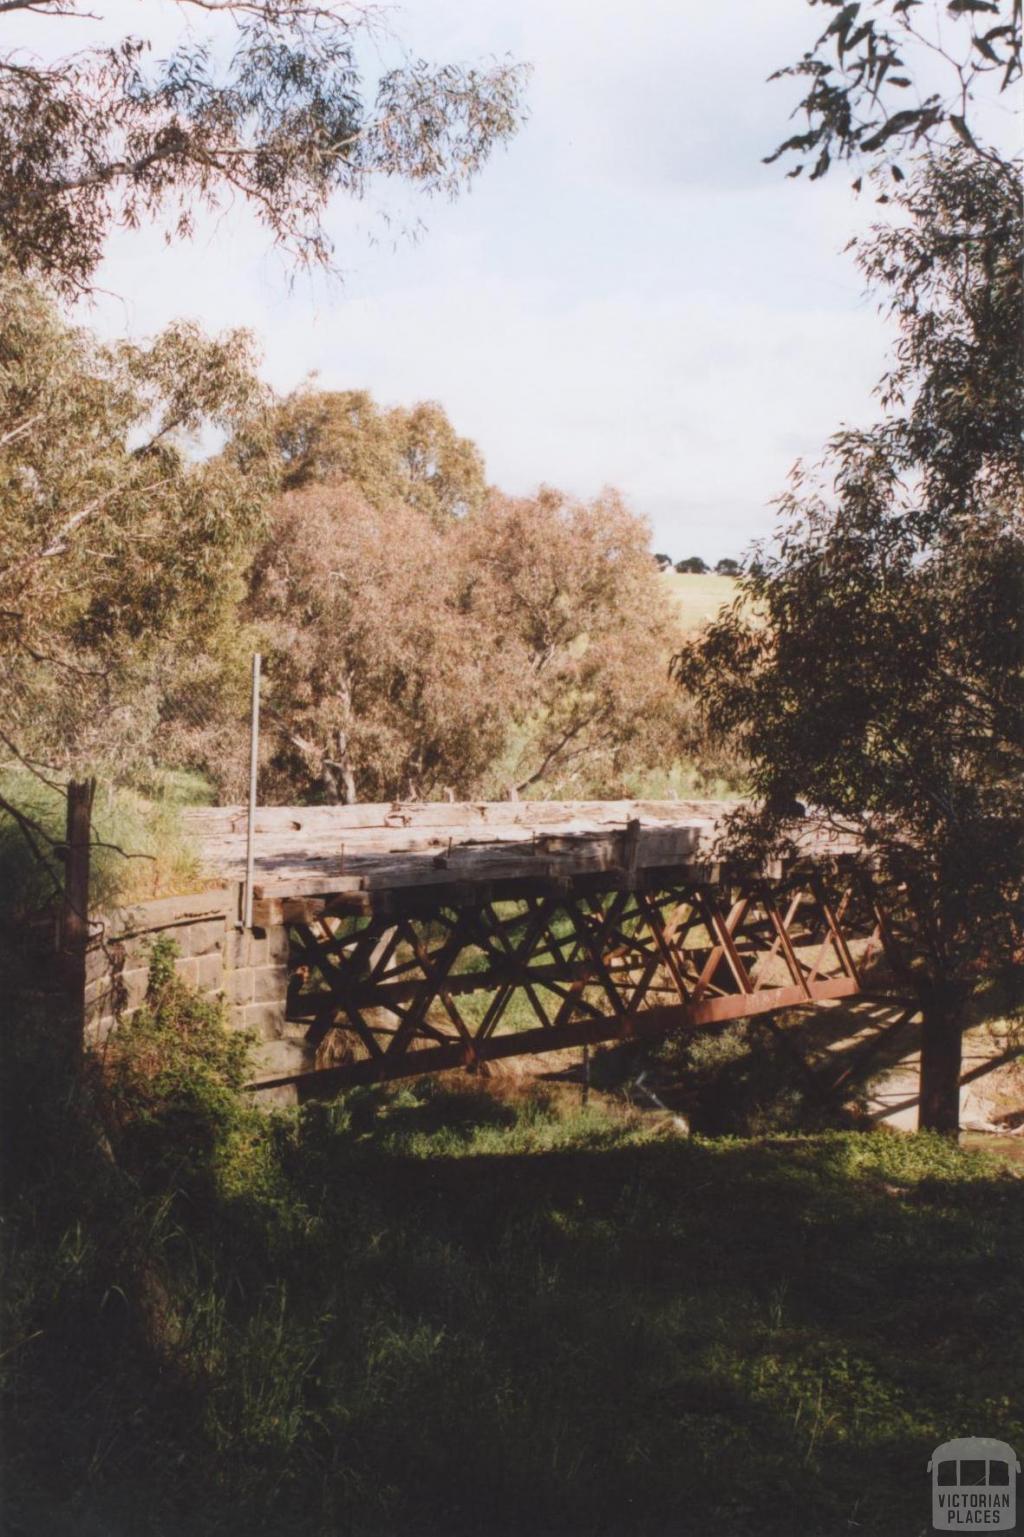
[661,571,737,633]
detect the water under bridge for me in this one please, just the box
[176,800,886,1099]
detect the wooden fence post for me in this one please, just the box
[59,777,95,1064]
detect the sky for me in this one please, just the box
[10,0,907,560]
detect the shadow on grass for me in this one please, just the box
[6,1073,1023,1537]
[3,914,1022,1537]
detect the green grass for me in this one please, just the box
[4,953,1022,1537]
[662,571,738,633]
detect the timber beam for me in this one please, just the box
[254,978,863,1098]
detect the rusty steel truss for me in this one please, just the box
[259,864,885,1097]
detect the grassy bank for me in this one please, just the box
[2,963,1021,1537]
[0,770,213,919]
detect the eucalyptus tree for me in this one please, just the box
[0,0,527,864]
[0,0,528,296]
[245,480,686,805]
[0,267,274,811]
[675,0,1022,1133]
[243,480,521,805]
[267,387,488,520]
[464,488,685,799]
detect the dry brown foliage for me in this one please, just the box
[245,481,688,803]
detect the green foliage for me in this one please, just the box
[0,2,528,298]
[101,937,256,1196]
[675,147,1023,1131]
[659,1020,814,1136]
[722,6,1024,1135]
[267,387,489,520]
[0,267,274,791]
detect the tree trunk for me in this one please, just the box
[329,679,357,804]
[335,728,356,804]
[320,760,343,803]
[917,978,969,1137]
[322,733,356,804]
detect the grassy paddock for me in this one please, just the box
[3,947,1021,1537]
[662,571,738,633]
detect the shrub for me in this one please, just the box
[657,1018,821,1135]
[101,936,255,1195]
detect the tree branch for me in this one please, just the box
[514,708,603,794]
[0,478,172,589]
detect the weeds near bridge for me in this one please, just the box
[2,949,1022,1537]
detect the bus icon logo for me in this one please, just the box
[929,1438,1020,1530]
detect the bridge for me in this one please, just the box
[180,800,886,1098]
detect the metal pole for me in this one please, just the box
[242,653,261,930]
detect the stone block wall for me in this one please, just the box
[85,886,309,1091]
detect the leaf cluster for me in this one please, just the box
[766,0,1020,183]
[0,265,276,785]
[100,935,256,1194]
[266,385,488,520]
[0,0,528,296]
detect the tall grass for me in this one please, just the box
[0,769,209,920]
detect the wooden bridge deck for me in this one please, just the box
[181,801,878,1097]
[183,800,858,911]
